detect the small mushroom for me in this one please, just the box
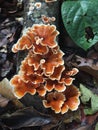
[61,85,80,114]
[10,75,46,98]
[12,35,33,52]
[35,2,41,9]
[32,24,59,48]
[65,68,79,76]
[43,92,65,113]
[10,75,37,98]
[43,85,80,114]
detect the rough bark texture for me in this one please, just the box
[24,0,59,27]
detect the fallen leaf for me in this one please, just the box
[63,110,81,124]
[0,78,15,100]
[0,94,9,107]
[75,55,98,70]
[75,125,92,130]
[20,94,49,113]
[61,0,98,50]
[71,55,98,83]
[80,84,98,115]
[95,122,98,130]
[0,78,24,108]
[1,107,52,129]
[80,84,92,104]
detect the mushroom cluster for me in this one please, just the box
[10,24,80,114]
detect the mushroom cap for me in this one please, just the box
[45,79,66,92]
[43,85,80,114]
[61,85,80,114]
[10,75,47,98]
[41,48,64,76]
[31,24,59,48]
[43,92,65,113]
[10,75,37,99]
[12,24,59,54]
[66,68,79,76]
[50,65,65,80]
[12,35,33,53]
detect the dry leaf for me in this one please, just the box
[1,107,52,129]
[0,78,15,100]
[0,94,9,107]
[0,78,24,108]
[73,55,98,70]
[75,125,91,130]
[63,110,81,124]
[71,55,98,83]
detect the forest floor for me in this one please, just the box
[0,0,98,130]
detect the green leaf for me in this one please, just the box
[84,108,95,115]
[80,84,92,104]
[95,123,98,130]
[80,84,98,115]
[91,95,98,112]
[61,0,98,50]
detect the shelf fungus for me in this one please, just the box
[10,24,80,114]
[45,79,66,92]
[12,24,59,53]
[10,75,46,98]
[12,35,33,53]
[43,85,80,114]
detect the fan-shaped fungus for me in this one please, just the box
[43,85,80,114]
[10,24,80,114]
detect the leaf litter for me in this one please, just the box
[0,0,98,130]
